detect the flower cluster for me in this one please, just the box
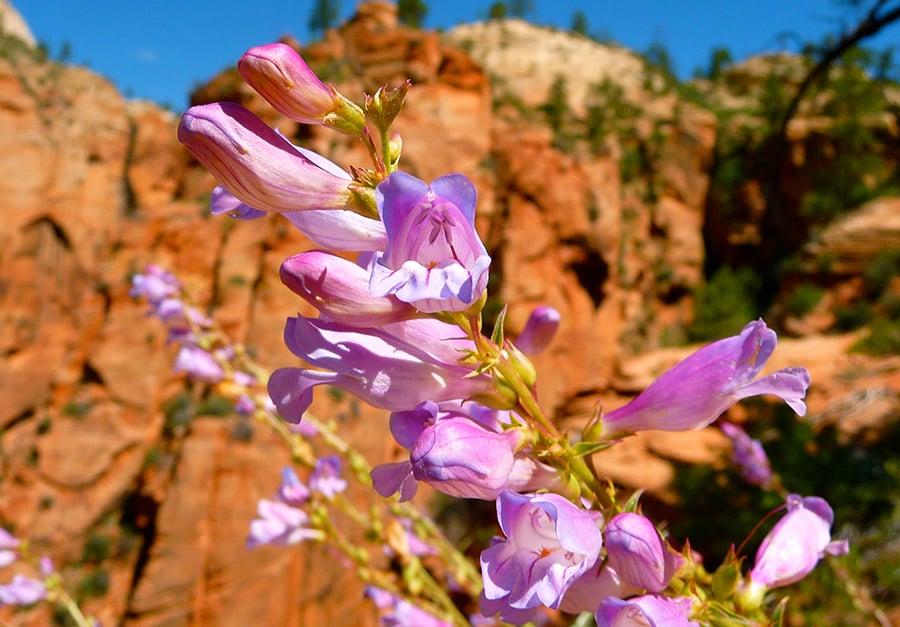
[0,530,98,626]
[170,41,848,626]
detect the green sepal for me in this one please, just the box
[622,488,646,513]
[712,560,741,601]
[490,305,508,346]
[770,596,789,627]
[322,90,367,136]
[365,80,412,134]
[570,440,611,458]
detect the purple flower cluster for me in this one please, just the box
[720,422,774,489]
[0,530,50,608]
[246,463,347,549]
[172,41,849,627]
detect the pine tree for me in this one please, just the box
[571,10,589,36]
[309,0,340,36]
[398,0,428,27]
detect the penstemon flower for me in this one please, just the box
[211,184,387,252]
[479,491,603,624]
[720,422,774,489]
[742,494,849,606]
[371,401,558,501]
[601,319,810,438]
[157,38,853,627]
[267,316,502,423]
[369,172,491,313]
[280,250,419,327]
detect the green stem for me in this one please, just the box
[49,583,94,627]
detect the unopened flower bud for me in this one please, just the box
[605,513,676,593]
[365,80,411,134]
[410,417,524,500]
[238,43,365,135]
[515,306,561,355]
[178,102,355,214]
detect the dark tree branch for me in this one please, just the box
[762,0,900,268]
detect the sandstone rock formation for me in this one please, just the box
[1,2,897,625]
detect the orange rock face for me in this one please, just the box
[1,3,897,625]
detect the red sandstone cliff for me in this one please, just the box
[0,2,897,625]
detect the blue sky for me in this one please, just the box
[15,1,896,111]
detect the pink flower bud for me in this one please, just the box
[410,417,525,500]
[238,43,365,134]
[596,595,698,627]
[178,102,353,214]
[238,43,336,125]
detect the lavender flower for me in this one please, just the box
[173,345,226,382]
[247,500,320,548]
[210,179,386,253]
[0,529,19,568]
[277,467,310,506]
[365,586,451,627]
[479,491,603,623]
[309,455,347,498]
[605,513,677,593]
[280,251,419,327]
[602,319,810,437]
[720,422,774,488]
[559,566,636,615]
[0,575,47,607]
[369,172,491,313]
[596,595,698,627]
[267,317,497,423]
[371,402,558,501]
[248,467,322,549]
[129,264,181,304]
[747,494,848,593]
[210,184,266,219]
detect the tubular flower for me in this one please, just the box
[601,319,810,437]
[720,422,774,488]
[365,586,451,627]
[267,317,496,423]
[0,576,46,607]
[238,43,365,134]
[479,491,603,624]
[178,102,356,214]
[210,185,386,252]
[747,494,848,594]
[371,402,558,502]
[0,529,19,568]
[604,513,677,593]
[369,171,491,313]
[596,595,699,627]
[280,251,419,327]
[247,467,323,549]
